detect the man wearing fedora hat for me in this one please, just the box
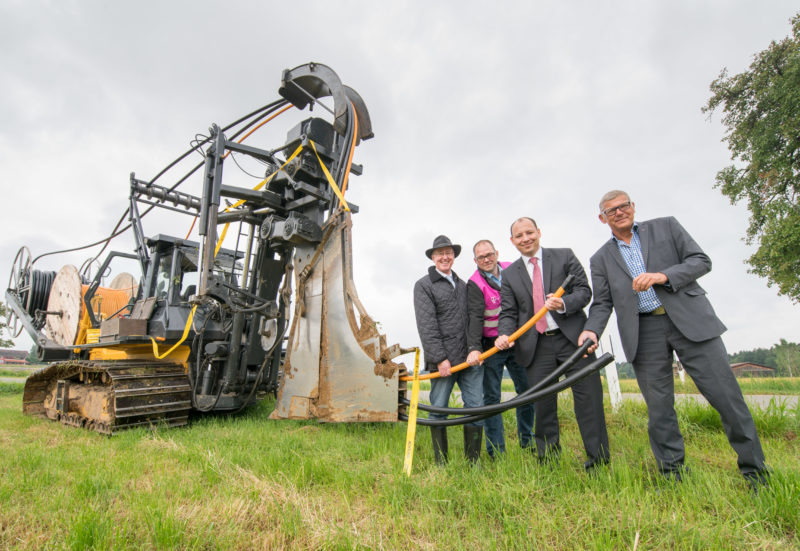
[413,235,484,464]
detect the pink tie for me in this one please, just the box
[530,257,548,334]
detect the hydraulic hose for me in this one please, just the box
[402,339,594,416]
[400,353,613,427]
[399,274,575,381]
[32,100,290,267]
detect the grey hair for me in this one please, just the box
[598,190,630,211]
[472,239,496,256]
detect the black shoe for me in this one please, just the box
[660,465,689,483]
[584,458,610,474]
[744,469,770,494]
[430,427,448,465]
[463,424,483,464]
[537,451,560,468]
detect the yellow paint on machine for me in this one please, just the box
[88,343,191,366]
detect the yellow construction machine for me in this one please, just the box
[5,63,409,433]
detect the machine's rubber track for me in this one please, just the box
[22,359,192,435]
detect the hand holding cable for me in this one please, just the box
[400,274,574,382]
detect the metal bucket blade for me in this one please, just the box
[271,213,403,422]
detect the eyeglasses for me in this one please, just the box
[602,201,632,216]
[475,252,497,262]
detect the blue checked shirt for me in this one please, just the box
[613,223,663,313]
[482,266,503,288]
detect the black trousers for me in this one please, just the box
[633,314,766,477]
[528,331,610,466]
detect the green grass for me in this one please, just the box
[0,381,25,395]
[0,387,798,550]
[617,376,800,395]
[417,376,800,396]
[0,370,29,378]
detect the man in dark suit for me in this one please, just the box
[578,190,768,487]
[495,217,609,470]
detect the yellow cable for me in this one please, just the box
[402,348,421,476]
[213,145,304,258]
[153,141,308,361]
[309,140,350,212]
[149,305,197,360]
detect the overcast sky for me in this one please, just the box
[1,1,798,362]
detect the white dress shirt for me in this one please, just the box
[521,249,561,331]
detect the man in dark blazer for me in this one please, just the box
[414,235,484,464]
[578,190,768,487]
[495,217,609,470]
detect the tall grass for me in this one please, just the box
[0,387,798,550]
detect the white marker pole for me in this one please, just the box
[605,338,622,412]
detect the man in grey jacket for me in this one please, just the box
[413,235,483,464]
[578,190,768,488]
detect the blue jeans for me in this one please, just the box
[428,363,484,424]
[483,348,534,455]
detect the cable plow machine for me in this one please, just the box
[6,63,408,433]
[6,62,613,438]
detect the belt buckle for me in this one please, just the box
[641,306,666,316]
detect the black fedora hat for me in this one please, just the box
[425,235,461,259]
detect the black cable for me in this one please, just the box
[400,354,613,427]
[402,340,594,416]
[31,100,290,267]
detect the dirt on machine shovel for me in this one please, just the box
[270,211,411,422]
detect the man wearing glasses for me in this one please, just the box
[413,235,484,464]
[466,240,534,459]
[578,190,768,489]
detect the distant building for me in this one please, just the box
[730,362,775,378]
[0,349,28,365]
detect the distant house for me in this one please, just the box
[730,362,775,378]
[0,349,29,364]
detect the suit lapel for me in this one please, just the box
[606,239,632,279]
[512,258,533,301]
[638,222,650,268]
[541,248,553,293]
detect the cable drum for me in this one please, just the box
[24,270,56,330]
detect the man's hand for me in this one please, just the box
[437,359,452,377]
[466,350,482,366]
[632,272,667,292]
[578,330,599,355]
[544,293,565,312]
[495,334,514,350]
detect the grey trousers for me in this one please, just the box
[633,314,766,478]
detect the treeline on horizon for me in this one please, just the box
[613,339,800,378]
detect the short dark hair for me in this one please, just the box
[472,239,495,256]
[510,217,538,235]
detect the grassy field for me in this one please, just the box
[482,376,800,395]
[0,369,30,378]
[616,376,800,396]
[0,381,798,550]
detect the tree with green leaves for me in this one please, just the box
[703,13,800,301]
[773,338,799,377]
[0,302,15,348]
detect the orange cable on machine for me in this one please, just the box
[222,104,295,159]
[399,277,573,382]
